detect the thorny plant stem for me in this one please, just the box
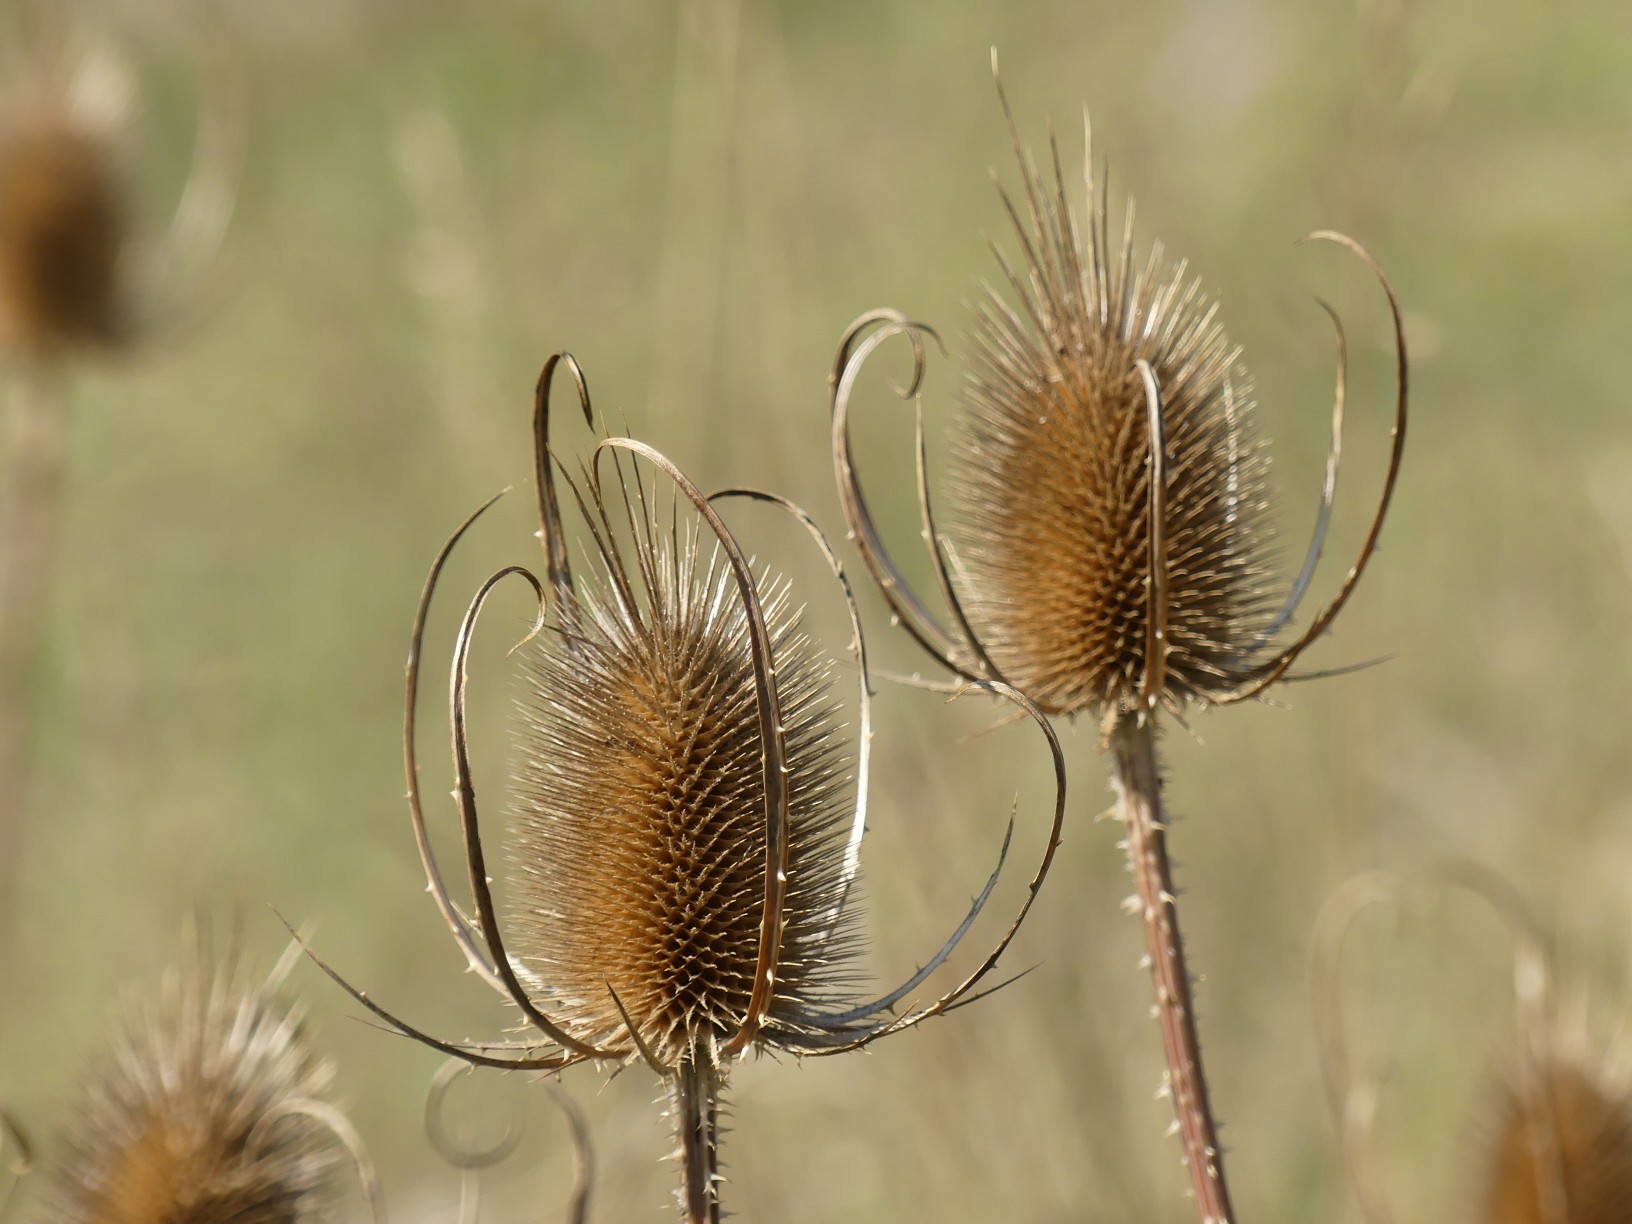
[672,1054,721,1224]
[1110,713,1236,1224]
[0,361,67,986]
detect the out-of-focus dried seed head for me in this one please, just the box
[36,950,341,1224]
[512,512,857,1074]
[0,56,130,356]
[948,131,1276,717]
[1482,1054,1632,1224]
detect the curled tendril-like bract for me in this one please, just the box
[424,1067,592,1224]
[828,102,1408,721]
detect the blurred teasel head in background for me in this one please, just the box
[830,63,1408,723]
[1482,1047,1632,1224]
[0,40,128,355]
[305,355,1065,1221]
[30,936,364,1224]
[1315,866,1632,1224]
[0,7,242,362]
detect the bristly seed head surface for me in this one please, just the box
[949,131,1278,717]
[36,949,341,1224]
[510,505,858,1074]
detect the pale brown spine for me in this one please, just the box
[1110,714,1234,1224]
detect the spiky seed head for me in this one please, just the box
[0,51,130,356]
[1481,1054,1632,1224]
[510,497,858,1075]
[36,950,341,1224]
[948,133,1277,717]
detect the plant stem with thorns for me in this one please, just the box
[1110,713,1235,1224]
[673,1054,721,1224]
[0,360,66,984]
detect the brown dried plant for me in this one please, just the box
[0,9,244,986]
[301,355,1066,1223]
[1483,1054,1632,1224]
[828,64,1408,1224]
[1315,866,1632,1224]
[29,936,375,1224]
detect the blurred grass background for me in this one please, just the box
[7,0,1632,1220]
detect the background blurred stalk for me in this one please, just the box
[0,361,66,986]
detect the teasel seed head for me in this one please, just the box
[948,141,1276,716]
[1480,1045,1632,1224]
[829,71,1407,721]
[34,943,344,1224]
[0,14,243,363]
[0,42,131,356]
[303,355,1067,1222]
[511,513,857,1073]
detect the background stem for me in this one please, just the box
[1110,712,1237,1224]
[0,360,67,988]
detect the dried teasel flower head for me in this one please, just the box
[0,41,130,356]
[830,65,1408,723]
[0,12,242,362]
[31,936,367,1224]
[304,355,1066,1223]
[508,498,859,1071]
[1482,1047,1632,1224]
[1313,867,1632,1224]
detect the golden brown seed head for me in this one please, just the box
[1482,1055,1632,1224]
[510,512,857,1073]
[948,135,1277,717]
[0,67,128,356]
[37,952,340,1224]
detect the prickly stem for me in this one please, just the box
[1110,712,1236,1224]
[672,1054,721,1224]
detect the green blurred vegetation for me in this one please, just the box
[7,0,1632,1220]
